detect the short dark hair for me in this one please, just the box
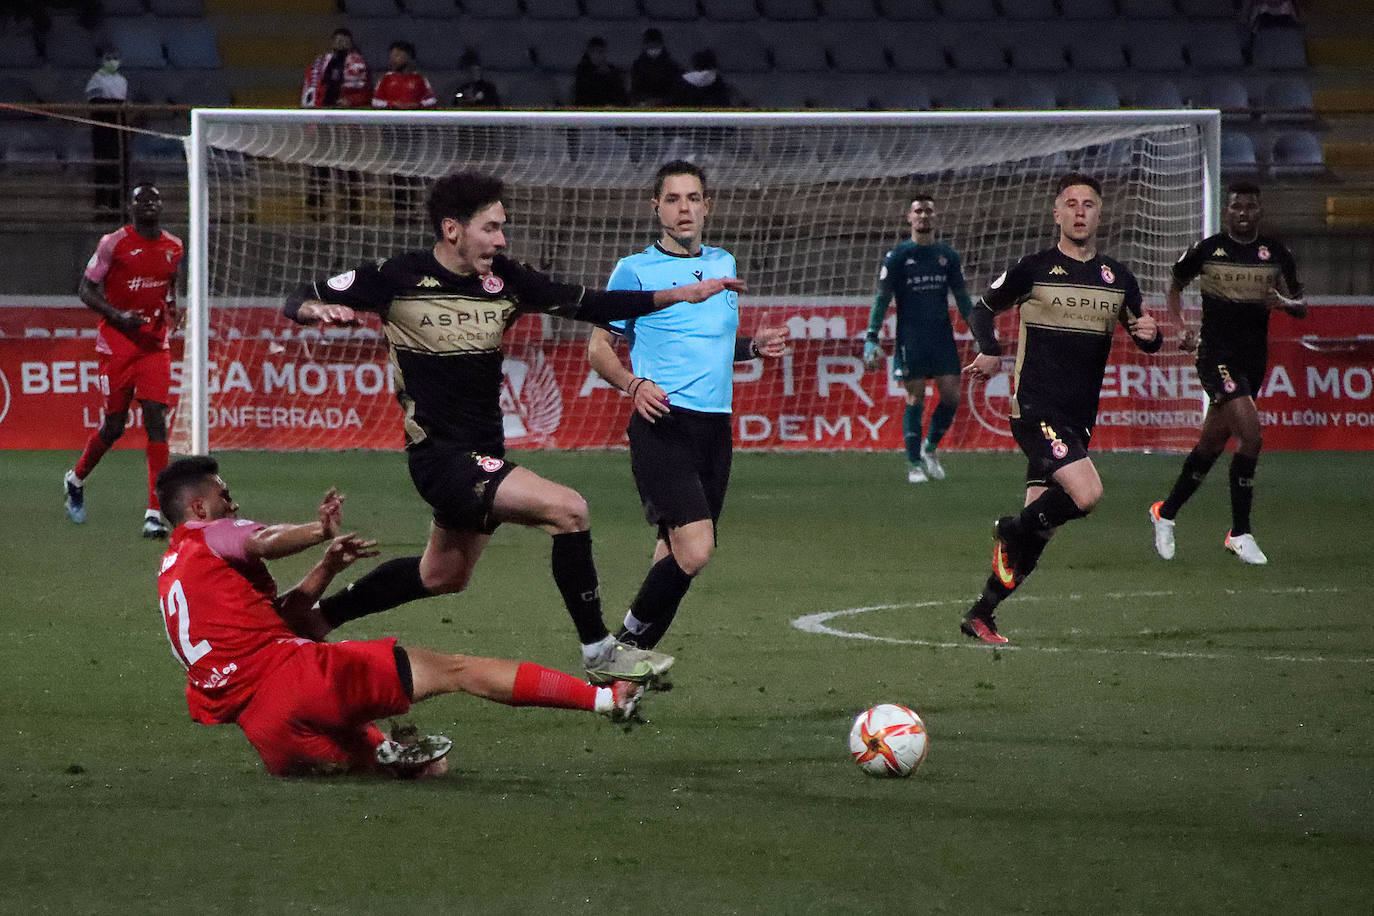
[458,48,481,68]
[910,191,935,205]
[428,171,505,238]
[690,49,717,70]
[643,28,663,43]
[155,455,220,527]
[653,160,707,198]
[1226,180,1261,198]
[1056,172,1102,197]
[333,27,353,39]
[587,36,607,50]
[390,40,416,59]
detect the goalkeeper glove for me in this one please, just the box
[862,339,883,371]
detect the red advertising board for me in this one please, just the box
[3,301,1372,451]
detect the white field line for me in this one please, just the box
[790,587,1374,664]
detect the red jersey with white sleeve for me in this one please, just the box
[85,225,183,357]
[372,71,437,108]
[158,518,310,726]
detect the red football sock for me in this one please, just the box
[146,440,170,511]
[73,433,112,481]
[509,662,597,711]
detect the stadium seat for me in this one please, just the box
[1012,42,1068,73]
[459,0,521,18]
[147,0,204,15]
[583,0,640,19]
[640,0,701,20]
[1251,27,1307,70]
[1187,25,1246,70]
[827,26,890,73]
[130,132,185,173]
[530,22,606,71]
[1261,78,1314,122]
[1219,130,1258,175]
[102,0,150,14]
[128,68,178,103]
[346,0,400,14]
[768,27,830,72]
[1004,0,1059,18]
[701,0,761,20]
[164,24,221,69]
[176,72,233,106]
[1,124,65,171]
[41,21,102,68]
[1118,0,1177,16]
[1131,80,1184,108]
[888,34,949,73]
[1068,38,1128,72]
[875,0,937,19]
[759,0,820,21]
[1071,78,1120,108]
[500,71,562,107]
[1268,130,1324,177]
[941,0,998,20]
[0,29,43,69]
[947,35,1007,72]
[866,77,931,110]
[459,26,534,70]
[523,0,580,19]
[1178,0,1239,15]
[817,79,878,110]
[107,19,168,68]
[936,82,996,110]
[27,69,88,103]
[1003,79,1058,110]
[413,32,468,69]
[0,75,41,104]
[714,29,772,74]
[1060,0,1118,18]
[1126,27,1187,71]
[821,0,878,20]
[1194,79,1250,120]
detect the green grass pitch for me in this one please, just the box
[2,448,1371,913]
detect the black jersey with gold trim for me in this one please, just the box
[294,250,637,452]
[974,246,1146,430]
[1172,232,1301,360]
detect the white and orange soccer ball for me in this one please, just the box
[848,703,928,778]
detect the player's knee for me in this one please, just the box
[419,560,472,595]
[99,412,127,442]
[1236,428,1262,456]
[673,541,713,576]
[1076,484,1103,514]
[548,492,590,533]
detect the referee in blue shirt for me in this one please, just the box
[588,161,788,651]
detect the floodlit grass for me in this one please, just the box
[2,448,1371,913]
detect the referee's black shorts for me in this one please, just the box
[628,406,733,542]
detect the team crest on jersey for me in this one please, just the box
[476,455,504,473]
[1212,247,1228,257]
[326,270,356,291]
[1257,245,1271,261]
[417,275,441,288]
[990,270,1007,289]
[1223,379,1236,393]
[482,274,504,294]
[1100,264,1115,284]
[1049,265,1068,276]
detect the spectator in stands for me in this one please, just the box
[373,41,438,109]
[86,49,129,217]
[573,37,629,108]
[301,28,369,223]
[1246,0,1300,30]
[630,28,682,107]
[452,50,502,109]
[301,27,371,109]
[674,50,733,108]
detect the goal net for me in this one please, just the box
[178,109,1219,454]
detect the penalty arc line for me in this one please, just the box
[790,586,1374,665]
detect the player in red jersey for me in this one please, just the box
[155,455,648,778]
[371,41,437,109]
[64,183,184,537]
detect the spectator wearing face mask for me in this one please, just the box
[630,28,682,107]
[674,49,734,108]
[86,49,130,216]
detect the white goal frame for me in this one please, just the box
[184,108,1221,455]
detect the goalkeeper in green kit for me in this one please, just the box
[863,194,974,482]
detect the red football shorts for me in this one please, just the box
[99,349,173,413]
[236,638,412,777]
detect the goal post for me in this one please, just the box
[180,108,1221,455]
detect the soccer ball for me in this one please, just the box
[848,703,928,778]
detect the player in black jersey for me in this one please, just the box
[960,173,1162,644]
[1149,181,1306,566]
[282,171,743,685]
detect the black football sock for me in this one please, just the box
[625,554,695,649]
[1018,486,1086,535]
[925,402,957,450]
[967,575,1014,621]
[1160,448,1220,519]
[319,556,429,629]
[551,530,609,645]
[1228,453,1258,535]
[902,403,924,464]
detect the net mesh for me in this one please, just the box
[178,111,1211,453]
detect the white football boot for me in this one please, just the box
[1148,501,1175,560]
[1224,531,1268,565]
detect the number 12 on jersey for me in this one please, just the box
[161,579,211,668]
